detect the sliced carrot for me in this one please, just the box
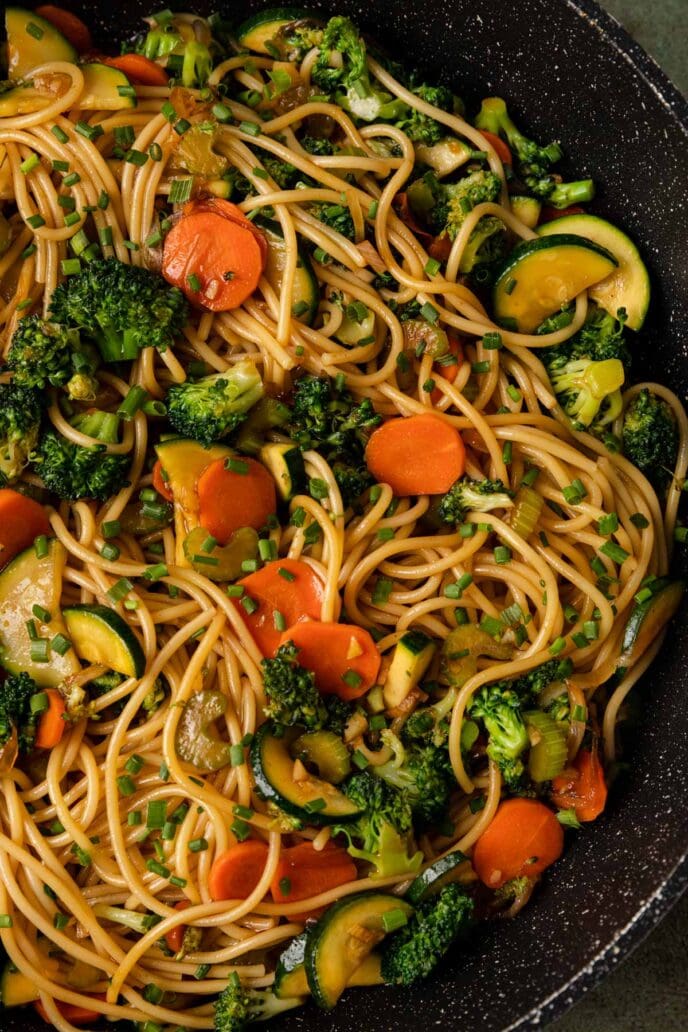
[431,335,464,405]
[551,747,607,822]
[35,690,66,749]
[365,413,465,496]
[162,202,266,311]
[208,840,269,901]
[35,5,92,52]
[427,233,453,264]
[270,841,357,921]
[197,456,276,545]
[234,558,325,657]
[478,130,512,166]
[0,488,51,571]
[164,900,191,954]
[472,798,564,889]
[279,621,380,700]
[35,995,105,1025]
[539,204,585,224]
[152,459,174,503]
[102,53,168,86]
[189,198,269,267]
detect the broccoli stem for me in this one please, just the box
[95,324,139,363]
[72,410,121,443]
[548,179,595,209]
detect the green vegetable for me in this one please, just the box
[380,883,474,985]
[620,578,684,668]
[440,625,511,689]
[370,729,454,826]
[405,851,471,904]
[438,477,513,525]
[62,604,145,678]
[8,316,99,401]
[0,382,42,485]
[175,689,232,772]
[135,12,215,87]
[49,258,188,362]
[550,357,625,429]
[166,360,264,445]
[261,640,328,729]
[393,84,456,146]
[183,526,260,582]
[622,388,679,490]
[524,710,568,781]
[383,630,436,709]
[292,729,351,783]
[213,971,303,1032]
[332,771,423,877]
[0,671,42,756]
[5,7,76,79]
[469,683,529,789]
[235,8,319,57]
[33,409,129,501]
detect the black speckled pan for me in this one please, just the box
[8,2,688,1029]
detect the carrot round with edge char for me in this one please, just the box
[279,621,381,700]
[35,689,66,749]
[472,797,564,889]
[191,198,269,267]
[270,840,357,922]
[0,488,51,571]
[35,5,92,51]
[162,201,266,311]
[234,558,326,657]
[197,456,276,545]
[551,747,607,822]
[208,840,269,901]
[365,413,466,496]
[102,53,168,86]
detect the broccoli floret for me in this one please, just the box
[550,358,626,429]
[438,477,513,525]
[136,13,213,87]
[261,641,328,729]
[442,171,502,239]
[545,307,630,370]
[288,376,381,505]
[468,684,529,789]
[300,135,336,156]
[475,96,594,206]
[333,771,423,877]
[272,18,324,61]
[8,316,99,401]
[214,972,302,1032]
[509,657,572,701]
[166,360,264,445]
[622,388,679,489]
[372,730,454,826]
[261,155,303,190]
[33,409,129,501]
[323,694,354,736]
[0,382,42,485]
[381,884,474,986]
[394,84,455,146]
[311,16,406,123]
[49,259,188,363]
[0,672,44,754]
[310,202,355,240]
[403,687,457,747]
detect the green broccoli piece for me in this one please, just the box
[509,657,572,701]
[0,382,42,485]
[310,202,355,240]
[394,84,455,146]
[300,135,336,156]
[136,13,213,87]
[49,259,188,363]
[323,694,354,736]
[544,307,630,369]
[288,376,381,505]
[438,477,513,525]
[333,771,423,877]
[311,16,406,122]
[33,409,129,501]
[262,155,303,190]
[468,683,529,789]
[0,672,43,754]
[166,360,264,445]
[622,388,679,490]
[372,730,454,826]
[381,884,474,986]
[403,686,457,747]
[8,316,99,401]
[214,972,303,1031]
[475,97,594,207]
[261,641,328,729]
[441,171,502,239]
[550,358,626,429]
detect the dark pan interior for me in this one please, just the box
[6,2,688,1029]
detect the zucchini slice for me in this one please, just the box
[509,195,542,230]
[62,604,145,678]
[538,213,650,330]
[0,539,81,686]
[620,579,684,668]
[275,932,383,998]
[254,217,319,326]
[259,442,306,501]
[154,438,233,566]
[305,892,413,1009]
[414,137,471,178]
[235,8,313,54]
[493,234,617,334]
[0,964,39,1008]
[383,630,436,709]
[5,7,77,78]
[183,525,260,582]
[292,729,351,784]
[335,305,376,347]
[250,722,362,825]
[0,79,59,117]
[79,62,136,111]
[406,851,472,904]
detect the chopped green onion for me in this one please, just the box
[117,775,137,797]
[189,837,208,853]
[599,540,629,564]
[549,636,566,655]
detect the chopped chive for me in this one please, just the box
[30,639,50,663]
[599,540,629,564]
[420,301,439,323]
[382,908,409,932]
[125,149,148,167]
[75,121,104,141]
[226,585,244,598]
[226,457,249,475]
[372,577,393,605]
[117,775,136,797]
[342,669,363,688]
[61,257,81,276]
[241,595,258,614]
[53,913,69,930]
[169,177,193,204]
[51,125,69,144]
[107,578,133,603]
[187,272,201,292]
[26,21,44,39]
[630,512,649,529]
[471,360,490,374]
[239,120,261,136]
[549,636,566,655]
[189,837,208,853]
[212,102,232,122]
[144,563,168,581]
[32,604,51,623]
[521,466,540,487]
[146,859,170,878]
[583,620,599,641]
[27,213,46,229]
[30,692,49,715]
[507,384,522,403]
[20,152,40,175]
[51,633,71,656]
[493,545,511,565]
[241,559,259,574]
[502,441,512,465]
[352,748,369,769]
[480,615,503,638]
